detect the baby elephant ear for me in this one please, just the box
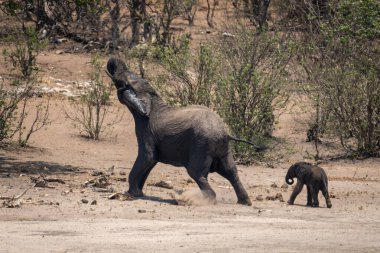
[118,88,150,117]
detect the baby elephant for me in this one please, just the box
[285,162,332,208]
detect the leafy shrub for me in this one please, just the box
[151,29,291,163]
[299,0,380,157]
[0,26,50,147]
[66,55,123,140]
[154,35,219,107]
[216,28,292,163]
[3,27,47,80]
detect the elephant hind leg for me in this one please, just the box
[186,155,216,203]
[194,176,217,203]
[217,154,252,206]
[321,185,332,208]
[309,184,320,207]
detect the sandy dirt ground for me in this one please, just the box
[1,32,380,253]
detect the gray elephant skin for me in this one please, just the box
[285,162,332,208]
[106,58,264,206]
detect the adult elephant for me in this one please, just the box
[106,58,264,206]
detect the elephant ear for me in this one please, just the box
[295,162,311,179]
[118,87,151,117]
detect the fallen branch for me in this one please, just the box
[2,188,29,208]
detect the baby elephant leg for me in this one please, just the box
[288,181,303,205]
[321,186,332,208]
[309,184,319,207]
[306,185,312,206]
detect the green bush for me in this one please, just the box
[3,27,47,80]
[0,26,50,147]
[151,29,291,163]
[154,36,219,107]
[299,0,380,158]
[66,55,123,140]
[216,29,291,163]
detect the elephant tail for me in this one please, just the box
[228,136,267,152]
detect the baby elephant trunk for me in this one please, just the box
[285,175,294,185]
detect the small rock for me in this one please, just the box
[55,50,64,55]
[275,193,285,202]
[54,38,68,44]
[34,180,49,188]
[119,171,126,176]
[91,187,114,193]
[84,175,110,188]
[281,183,289,189]
[138,209,146,213]
[61,189,73,196]
[256,195,264,201]
[91,170,103,176]
[91,200,97,205]
[108,193,135,201]
[271,183,278,188]
[186,179,194,184]
[266,193,284,202]
[107,165,115,175]
[149,180,173,189]
[81,199,89,204]
[222,32,235,38]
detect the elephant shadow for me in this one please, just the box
[289,203,329,208]
[138,195,178,205]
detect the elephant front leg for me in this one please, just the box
[288,181,303,205]
[128,155,157,197]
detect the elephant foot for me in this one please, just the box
[208,198,217,205]
[127,189,144,197]
[311,203,319,208]
[326,199,332,208]
[306,202,312,207]
[287,200,294,205]
[238,198,252,206]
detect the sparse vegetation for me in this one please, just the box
[0,25,50,147]
[66,55,123,140]
[216,26,292,163]
[298,0,380,158]
[0,0,379,160]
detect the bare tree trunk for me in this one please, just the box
[128,0,147,47]
[110,0,121,50]
[206,0,218,28]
